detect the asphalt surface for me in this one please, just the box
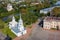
[0,32,6,40]
[26,19,60,40]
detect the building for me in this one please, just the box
[9,0,15,2]
[40,7,52,14]
[7,3,13,11]
[9,0,25,3]
[43,17,60,30]
[55,1,60,6]
[9,14,27,37]
[0,0,9,2]
[40,1,60,14]
[40,6,55,14]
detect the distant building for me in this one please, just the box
[43,17,60,30]
[9,0,24,3]
[40,1,60,14]
[9,0,15,3]
[40,7,54,14]
[9,14,27,37]
[30,0,44,6]
[7,3,13,11]
[30,2,39,6]
[55,1,60,5]
[40,6,60,14]
[31,0,44,3]
[0,0,8,2]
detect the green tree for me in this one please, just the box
[52,7,60,17]
[0,19,5,29]
[50,0,57,5]
[46,12,50,16]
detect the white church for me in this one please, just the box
[9,15,27,37]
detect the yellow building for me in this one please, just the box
[43,17,60,30]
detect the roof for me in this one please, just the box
[40,7,54,14]
[40,6,60,14]
[11,26,20,33]
[40,1,60,14]
[44,17,60,21]
[4,34,12,40]
[55,1,60,5]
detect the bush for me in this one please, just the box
[51,28,57,30]
[2,27,16,38]
[0,19,5,29]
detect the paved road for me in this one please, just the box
[0,32,6,40]
[26,19,60,40]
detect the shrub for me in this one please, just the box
[51,28,57,30]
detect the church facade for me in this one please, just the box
[9,15,27,37]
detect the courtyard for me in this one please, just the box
[26,20,60,40]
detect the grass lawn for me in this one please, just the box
[1,27,16,39]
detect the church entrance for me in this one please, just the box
[56,26,59,30]
[38,20,43,28]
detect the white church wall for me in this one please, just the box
[9,15,27,37]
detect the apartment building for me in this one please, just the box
[43,17,60,30]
